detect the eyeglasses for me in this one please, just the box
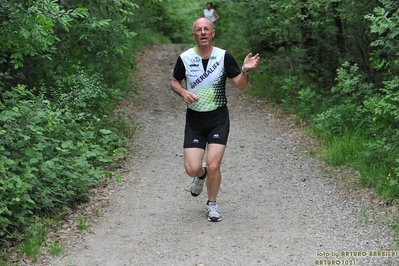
[194,27,213,34]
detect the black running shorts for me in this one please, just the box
[184,105,230,149]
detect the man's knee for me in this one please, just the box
[205,160,221,175]
[185,162,201,177]
[183,147,205,177]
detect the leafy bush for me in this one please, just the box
[51,64,122,114]
[364,77,399,192]
[365,78,399,133]
[297,87,323,118]
[312,104,367,136]
[331,62,375,105]
[366,0,399,72]
[0,85,126,242]
[0,0,171,253]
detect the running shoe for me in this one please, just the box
[190,165,207,197]
[207,202,222,222]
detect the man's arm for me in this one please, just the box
[230,72,249,90]
[171,56,199,104]
[171,78,199,104]
[230,53,260,90]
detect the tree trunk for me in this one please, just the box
[332,1,346,55]
[300,0,314,63]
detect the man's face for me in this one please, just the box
[193,19,215,47]
[206,4,212,10]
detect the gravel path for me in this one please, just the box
[45,44,397,266]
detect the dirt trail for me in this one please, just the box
[45,44,397,266]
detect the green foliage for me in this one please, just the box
[365,77,399,133]
[331,62,375,105]
[297,87,322,118]
[228,0,399,199]
[18,223,46,263]
[389,213,399,237]
[366,0,399,71]
[77,215,90,231]
[313,104,366,136]
[0,0,165,254]
[0,0,86,70]
[3,0,399,260]
[135,0,192,43]
[322,132,368,166]
[361,0,399,198]
[377,173,399,199]
[109,114,137,139]
[0,85,126,242]
[52,64,121,114]
[45,241,64,255]
[94,209,101,217]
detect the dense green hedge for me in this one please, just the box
[0,0,171,250]
[0,84,126,237]
[225,0,399,199]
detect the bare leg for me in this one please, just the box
[205,144,226,201]
[184,148,206,178]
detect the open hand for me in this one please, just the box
[242,53,260,72]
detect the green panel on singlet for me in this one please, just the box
[191,85,218,111]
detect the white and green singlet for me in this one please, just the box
[173,46,241,112]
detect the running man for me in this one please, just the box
[171,17,260,222]
[202,2,220,23]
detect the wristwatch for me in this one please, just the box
[241,66,250,74]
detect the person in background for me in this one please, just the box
[202,2,220,24]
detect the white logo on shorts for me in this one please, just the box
[213,134,220,139]
[192,139,199,143]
